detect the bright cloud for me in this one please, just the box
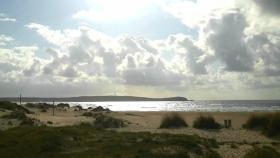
[73,0,156,21]
[0,13,16,22]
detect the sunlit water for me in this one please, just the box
[22,100,280,112]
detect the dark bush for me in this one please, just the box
[159,113,188,129]
[82,112,94,117]
[41,109,47,113]
[193,116,221,130]
[243,115,269,130]
[91,106,110,112]
[243,113,280,137]
[244,146,280,158]
[57,103,70,109]
[93,114,126,129]
[20,117,36,126]
[25,103,53,110]
[264,114,280,137]
[47,121,53,124]
[73,105,83,111]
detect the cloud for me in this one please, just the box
[253,0,280,15]
[0,13,16,22]
[163,0,235,28]
[72,0,155,21]
[0,35,14,46]
[203,10,253,72]
[26,23,68,46]
[3,0,280,99]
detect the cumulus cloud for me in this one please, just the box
[24,23,192,87]
[0,35,14,46]
[203,10,253,72]
[0,13,16,22]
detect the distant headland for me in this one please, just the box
[0,96,188,102]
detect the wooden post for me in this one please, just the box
[19,93,22,105]
[228,119,232,128]
[52,100,55,116]
[224,120,228,128]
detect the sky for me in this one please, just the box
[0,0,280,99]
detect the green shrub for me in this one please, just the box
[0,126,221,158]
[82,112,94,117]
[244,146,280,158]
[73,105,83,111]
[159,113,188,129]
[78,122,93,128]
[20,117,36,126]
[243,113,280,137]
[93,114,126,129]
[25,103,53,109]
[41,109,47,113]
[57,103,70,109]
[193,116,221,130]
[243,115,269,130]
[0,101,33,114]
[2,111,27,119]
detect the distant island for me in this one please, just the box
[0,96,188,102]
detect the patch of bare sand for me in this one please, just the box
[109,112,275,143]
[28,109,94,127]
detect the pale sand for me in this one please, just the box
[28,108,93,126]
[109,112,275,143]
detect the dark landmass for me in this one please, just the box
[0,96,188,102]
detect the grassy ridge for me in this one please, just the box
[0,125,220,158]
[243,113,280,138]
[193,116,221,130]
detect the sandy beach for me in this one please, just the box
[1,105,279,158]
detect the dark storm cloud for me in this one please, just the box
[254,0,280,15]
[205,10,253,72]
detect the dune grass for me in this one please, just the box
[244,146,280,158]
[159,113,188,129]
[93,114,126,129]
[243,113,280,138]
[1,111,38,126]
[0,125,220,158]
[0,101,33,114]
[193,116,221,130]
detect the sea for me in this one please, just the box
[22,100,280,112]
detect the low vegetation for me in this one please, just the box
[0,125,220,158]
[25,103,53,110]
[91,106,110,112]
[1,111,37,126]
[82,112,94,117]
[93,114,126,129]
[72,105,83,111]
[56,103,70,109]
[193,116,221,130]
[243,113,280,137]
[159,113,188,129]
[244,146,280,158]
[0,101,33,114]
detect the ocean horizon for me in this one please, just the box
[19,100,280,112]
